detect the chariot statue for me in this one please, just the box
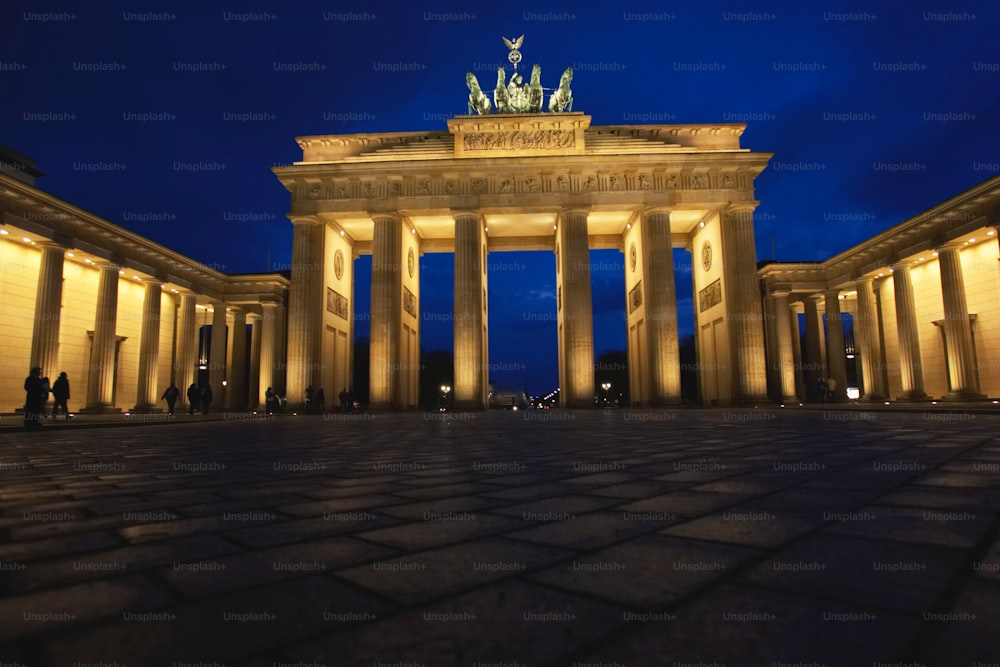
[465,36,574,115]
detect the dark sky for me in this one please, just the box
[3,1,998,394]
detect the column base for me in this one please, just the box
[130,405,163,414]
[79,406,123,415]
[895,390,930,402]
[942,390,988,401]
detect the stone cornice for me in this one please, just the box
[0,173,288,302]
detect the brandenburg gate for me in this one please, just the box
[272,39,772,409]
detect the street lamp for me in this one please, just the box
[440,384,451,411]
[601,382,611,405]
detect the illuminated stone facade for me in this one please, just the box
[759,176,1000,402]
[273,112,773,407]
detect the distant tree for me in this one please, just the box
[420,349,454,410]
[679,335,699,404]
[352,337,370,406]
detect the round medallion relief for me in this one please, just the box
[334,249,344,280]
[407,248,415,278]
[629,242,637,272]
[701,240,713,272]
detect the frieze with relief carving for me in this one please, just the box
[699,279,722,312]
[463,130,575,152]
[403,286,417,317]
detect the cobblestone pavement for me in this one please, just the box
[1,407,998,666]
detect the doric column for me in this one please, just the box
[248,312,262,409]
[803,295,825,401]
[30,242,66,377]
[453,211,488,409]
[258,299,279,405]
[209,303,227,395]
[855,277,887,400]
[824,289,849,401]
[891,265,927,400]
[788,303,805,400]
[134,280,162,411]
[556,209,595,407]
[938,247,983,398]
[772,292,797,402]
[174,292,198,405]
[370,213,403,409]
[85,261,120,411]
[640,209,681,404]
[719,206,768,403]
[286,216,324,408]
[227,308,248,410]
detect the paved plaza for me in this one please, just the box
[1,407,998,666]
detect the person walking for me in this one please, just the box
[187,383,200,415]
[51,372,70,420]
[201,384,213,415]
[265,386,277,415]
[315,387,326,414]
[23,366,45,428]
[161,383,180,415]
[339,388,349,413]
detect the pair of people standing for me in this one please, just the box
[185,383,214,415]
[23,368,70,428]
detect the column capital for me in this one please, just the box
[558,207,590,220]
[639,205,674,218]
[369,211,402,225]
[259,297,281,308]
[287,214,323,226]
[722,202,759,215]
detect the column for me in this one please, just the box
[824,289,849,401]
[370,214,403,409]
[855,277,887,400]
[85,262,120,411]
[938,247,983,398]
[453,211,488,409]
[227,308,248,410]
[788,302,804,400]
[248,312,262,409]
[286,216,324,408]
[641,209,681,404]
[772,292,797,402]
[891,265,927,400]
[174,292,197,406]
[803,295,825,401]
[719,206,768,404]
[134,280,162,411]
[258,299,279,405]
[556,209,595,407]
[30,242,66,377]
[209,303,227,395]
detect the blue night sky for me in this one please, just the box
[3,1,998,394]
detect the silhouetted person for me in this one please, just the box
[339,388,349,412]
[23,366,45,428]
[161,383,180,415]
[265,387,277,415]
[201,383,213,415]
[817,377,828,402]
[187,383,200,415]
[315,387,326,414]
[305,385,314,414]
[52,371,70,420]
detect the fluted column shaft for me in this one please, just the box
[719,207,768,403]
[134,281,162,410]
[30,243,66,376]
[258,301,278,404]
[891,265,927,399]
[641,210,681,404]
[938,248,981,397]
[556,210,595,407]
[453,212,487,409]
[855,277,887,399]
[209,304,227,395]
[803,296,824,400]
[86,263,120,409]
[286,218,324,408]
[824,290,848,401]
[370,215,402,409]
[227,308,248,410]
[174,293,197,405]
[788,304,804,400]
[773,293,797,401]
[248,313,262,409]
